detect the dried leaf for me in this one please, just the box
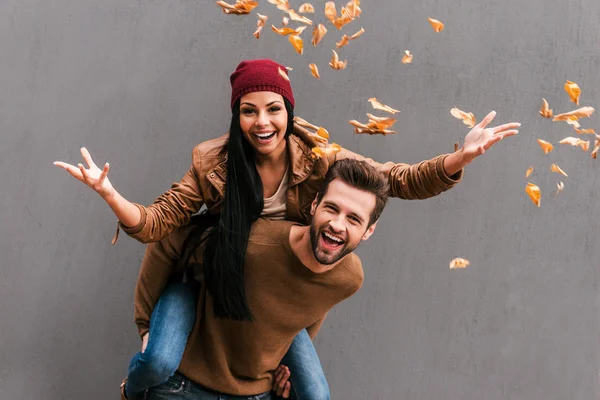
[349,27,365,39]
[525,166,534,178]
[553,106,594,121]
[312,24,328,46]
[309,63,320,79]
[428,17,444,32]
[449,258,470,269]
[402,50,413,64]
[349,113,397,135]
[537,139,554,154]
[525,182,541,207]
[559,137,590,152]
[325,0,361,30]
[311,143,341,159]
[450,107,476,128]
[289,34,304,55]
[539,98,553,118]
[550,163,568,177]
[366,113,396,128]
[268,0,290,11]
[329,50,347,70]
[554,181,565,197]
[282,16,290,25]
[278,67,290,82]
[564,80,581,105]
[324,1,338,23]
[253,13,269,39]
[294,116,320,131]
[299,3,315,13]
[316,127,330,139]
[272,25,306,36]
[287,9,313,25]
[369,98,400,114]
[336,34,350,48]
[216,0,258,15]
[574,127,596,134]
[591,135,600,159]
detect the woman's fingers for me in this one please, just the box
[276,367,290,396]
[78,163,91,183]
[98,162,110,184]
[477,111,497,129]
[491,122,521,134]
[54,161,84,182]
[80,147,97,169]
[282,381,291,399]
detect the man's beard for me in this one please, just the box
[309,221,357,265]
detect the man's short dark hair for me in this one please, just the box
[316,159,390,225]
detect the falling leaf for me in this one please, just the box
[559,137,590,152]
[336,34,350,48]
[349,27,365,39]
[539,98,553,118]
[329,50,347,70]
[553,106,594,120]
[316,127,330,139]
[402,50,413,64]
[525,166,534,178]
[428,17,444,32]
[271,25,306,36]
[312,24,327,46]
[288,9,313,25]
[268,0,290,11]
[324,1,337,23]
[564,80,581,105]
[368,98,400,114]
[289,34,304,55]
[216,0,258,15]
[537,139,554,154]
[574,127,596,134]
[325,0,361,30]
[591,135,600,159]
[299,3,315,13]
[311,143,341,159]
[525,182,541,207]
[294,116,320,131]
[450,108,476,128]
[449,258,470,269]
[349,113,397,135]
[550,163,568,177]
[278,67,290,82]
[554,181,565,197]
[253,13,269,39]
[282,16,289,26]
[309,63,320,79]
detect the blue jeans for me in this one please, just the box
[126,279,330,400]
[145,371,271,400]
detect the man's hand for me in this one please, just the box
[272,364,291,398]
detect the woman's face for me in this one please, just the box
[239,91,289,157]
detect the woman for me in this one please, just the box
[55,59,520,399]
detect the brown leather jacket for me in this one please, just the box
[116,122,463,244]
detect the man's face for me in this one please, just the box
[309,179,378,265]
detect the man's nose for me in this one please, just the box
[328,217,344,233]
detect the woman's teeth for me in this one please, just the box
[255,131,276,140]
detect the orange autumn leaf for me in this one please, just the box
[287,9,313,25]
[402,50,413,64]
[369,98,400,114]
[449,258,470,269]
[349,113,397,135]
[450,107,476,128]
[550,163,568,177]
[282,16,290,26]
[591,134,600,159]
[216,0,258,15]
[316,127,330,139]
[271,25,306,36]
[268,0,290,11]
[559,137,590,152]
[525,182,541,207]
[253,13,268,39]
[289,34,304,55]
[564,80,581,105]
[539,98,553,118]
[574,127,596,134]
[329,50,347,70]
[428,17,444,32]
[312,24,327,46]
[537,139,554,154]
[299,3,315,13]
[525,166,534,178]
[553,106,594,121]
[311,143,341,159]
[324,1,337,23]
[278,67,290,82]
[325,0,361,30]
[309,63,320,79]
[294,116,320,131]
[336,34,350,48]
[349,27,365,39]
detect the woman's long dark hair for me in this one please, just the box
[201,97,295,320]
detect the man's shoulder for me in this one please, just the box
[248,218,298,246]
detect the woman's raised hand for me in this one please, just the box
[461,111,520,163]
[54,147,115,200]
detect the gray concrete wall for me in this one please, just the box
[1,0,599,399]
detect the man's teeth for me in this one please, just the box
[255,131,276,138]
[324,232,343,243]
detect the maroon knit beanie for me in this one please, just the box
[230,59,295,110]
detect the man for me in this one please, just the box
[130,158,390,399]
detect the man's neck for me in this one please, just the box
[289,225,345,273]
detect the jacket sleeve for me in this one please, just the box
[120,147,206,244]
[306,314,327,340]
[133,227,191,338]
[331,147,463,200]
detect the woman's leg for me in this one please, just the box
[125,278,199,399]
[280,329,330,400]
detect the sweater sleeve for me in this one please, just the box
[331,147,463,200]
[306,314,327,340]
[120,148,206,244]
[133,226,191,338]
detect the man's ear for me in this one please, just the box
[310,197,318,216]
[361,221,377,241]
